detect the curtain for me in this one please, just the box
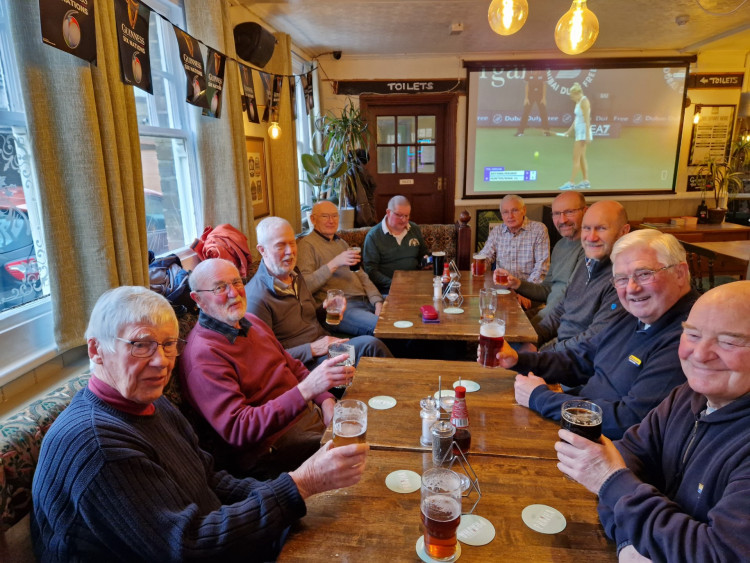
[185,0,256,248]
[8,0,148,352]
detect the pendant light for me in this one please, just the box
[268,121,282,139]
[488,0,529,36]
[554,0,599,55]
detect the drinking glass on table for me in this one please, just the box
[328,342,356,390]
[332,399,368,447]
[478,288,497,322]
[493,268,510,288]
[420,468,462,562]
[325,289,346,326]
[479,318,505,368]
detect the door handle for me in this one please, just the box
[436,177,443,191]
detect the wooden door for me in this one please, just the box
[360,94,457,224]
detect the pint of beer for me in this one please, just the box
[471,254,487,276]
[349,246,361,272]
[332,400,367,447]
[432,251,446,277]
[325,289,346,326]
[479,318,505,368]
[420,468,462,562]
[493,268,509,287]
[561,400,603,442]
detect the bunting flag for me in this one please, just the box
[259,72,273,122]
[239,64,259,124]
[302,70,314,114]
[39,0,97,63]
[268,74,283,123]
[288,76,297,120]
[173,26,208,109]
[202,48,226,118]
[113,0,152,94]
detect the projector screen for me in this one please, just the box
[464,58,692,198]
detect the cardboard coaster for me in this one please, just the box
[457,514,496,546]
[443,307,464,314]
[368,395,397,410]
[385,470,421,493]
[416,536,462,563]
[521,504,567,534]
[394,320,414,328]
[453,380,480,392]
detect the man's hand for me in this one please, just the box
[494,268,521,290]
[554,430,626,495]
[289,441,369,499]
[514,371,546,407]
[516,294,532,310]
[321,397,336,426]
[619,545,652,562]
[322,297,348,317]
[298,355,354,400]
[327,249,360,273]
[374,302,383,316]
[310,336,347,357]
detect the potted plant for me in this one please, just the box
[697,139,750,224]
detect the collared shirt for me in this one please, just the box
[479,217,550,283]
[198,310,251,344]
[381,219,411,245]
[271,269,299,298]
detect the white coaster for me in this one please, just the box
[521,504,567,534]
[385,470,421,493]
[368,395,397,410]
[416,536,462,562]
[495,289,511,295]
[393,320,414,328]
[443,307,464,314]
[457,514,496,546]
[453,380,480,392]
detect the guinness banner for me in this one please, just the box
[301,71,314,115]
[114,0,152,94]
[239,64,259,123]
[39,0,97,63]
[202,48,226,118]
[288,76,297,120]
[173,26,208,109]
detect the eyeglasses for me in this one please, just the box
[193,279,244,296]
[611,265,676,289]
[115,337,186,358]
[551,207,584,219]
[389,210,410,221]
[315,213,339,221]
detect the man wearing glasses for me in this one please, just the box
[298,200,383,336]
[363,195,428,294]
[493,229,698,439]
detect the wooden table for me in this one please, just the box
[278,450,614,562]
[328,357,560,460]
[375,271,538,343]
[682,240,750,278]
[636,220,750,242]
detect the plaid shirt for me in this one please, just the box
[479,217,550,283]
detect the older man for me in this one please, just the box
[363,195,428,293]
[32,286,367,562]
[246,217,391,367]
[557,281,750,562]
[478,194,549,285]
[498,191,586,325]
[180,258,355,477]
[298,200,383,336]
[495,229,699,439]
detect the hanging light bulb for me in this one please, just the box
[488,0,528,36]
[554,0,599,55]
[693,105,702,124]
[268,121,282,139]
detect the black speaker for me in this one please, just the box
[234,22,276,68]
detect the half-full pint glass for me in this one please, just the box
[479,318,505,368]
[561,400,603,442]
[325,289,345,326]
[493,269,509,287]
[432,251,446,277]
[332,399,367,447]
[420,468,462,562]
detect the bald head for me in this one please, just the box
[311,200,339,238]
[581,200,630,261]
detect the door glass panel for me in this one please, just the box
[377,116,395,144]
[397,116,415,144]
[417,116,436,143]
[418,146,436,173]
[377,146,395,174]
[397,146,415,173]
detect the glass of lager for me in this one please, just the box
[332,400,367,447]
[479,318,505,368]
[325,289,346,326]
[420,468,462,562]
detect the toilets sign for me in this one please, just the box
[334,80,466,95]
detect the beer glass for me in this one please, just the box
[432,251,446,277]
[478,288,497,322]
[479,318,505,368]
[332,399,368,447]
[471,254,487,277]
[349,246,361,272]
[493,268,509,287]
[420,468,462,562]
[325,289,346,326]
[560,400,603,442]
[328,342,356,389]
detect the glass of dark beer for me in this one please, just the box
[479,318,505,368]
[325,289,346,326]
[349,246,361,272]
[560,400,603,442]
[432,251,446,277]
[332,399,367,447]
[420,468,462,562]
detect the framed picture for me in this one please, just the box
[688,104,736,166]
[246,136,270,218]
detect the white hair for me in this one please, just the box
[256,216,293,248]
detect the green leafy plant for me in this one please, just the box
[300,152,347,203]
[698,139,750,209]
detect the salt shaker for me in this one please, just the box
[433,277,442,301]
[420,396,439,446]
[431,419,455,467]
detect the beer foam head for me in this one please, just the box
[480,322,505,338]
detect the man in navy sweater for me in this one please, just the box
[494,229,698,439]
[557,281,750,562]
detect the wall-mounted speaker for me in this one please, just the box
[234,22,276,68]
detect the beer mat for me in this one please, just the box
[416,536,462,562]
[385,470,421,493]
[453,380,480,392]
[494,289,511,295]
[521,504,567,534]
[443,307,464,314]
[393,320,414,328]
[368,395,397,410]
[457,514,496,546]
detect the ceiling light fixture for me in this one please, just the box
[488,0,529,36]
[554,0,599,55]
[268,121,282,139]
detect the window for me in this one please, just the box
[134,0,200,256]
[292,54,315,213]
[376,115,436,174]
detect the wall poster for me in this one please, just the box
[246,137,270,218]
[688,105,736,166]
